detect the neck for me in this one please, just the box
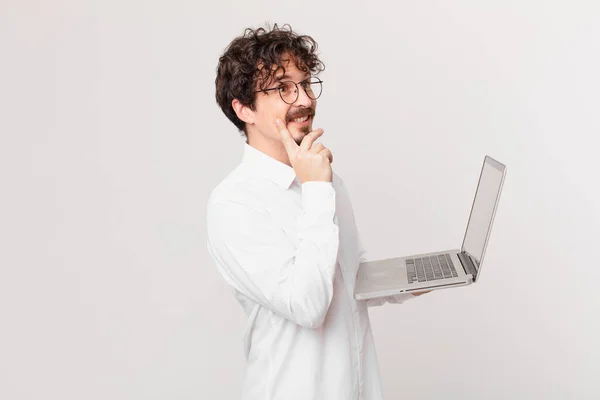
[246,130,292,167]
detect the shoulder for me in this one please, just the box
[206,169,275,218]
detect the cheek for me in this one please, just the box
[271,107,290,123]
[256,99,290,126]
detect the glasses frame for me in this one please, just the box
[254,77,323,104]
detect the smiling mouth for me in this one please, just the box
[288,115,312,124]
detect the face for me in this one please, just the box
[249,57,317,146]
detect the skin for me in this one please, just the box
[231,54,319,168]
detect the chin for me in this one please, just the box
[298,126,312,135]
[294,128,310,143]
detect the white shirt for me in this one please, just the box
[206,143,415,400]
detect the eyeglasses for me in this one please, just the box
[254,77,323,104]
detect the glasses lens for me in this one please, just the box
[277,79,323,104]
[279,81,298,104]
[306,79,322,100]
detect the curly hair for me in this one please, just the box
[215,23,325,138]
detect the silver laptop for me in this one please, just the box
[354,156,506,300]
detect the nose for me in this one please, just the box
[293,83,313,107]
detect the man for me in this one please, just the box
[207,23,427,400]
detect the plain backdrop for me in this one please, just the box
[1,1,599,399]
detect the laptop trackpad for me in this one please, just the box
[359,258,404,282]
[364,268,398,280]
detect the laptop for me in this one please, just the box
[354,156,506,300]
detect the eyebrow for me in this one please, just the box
[275,74,310,82]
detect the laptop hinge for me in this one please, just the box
[457,251,478,280]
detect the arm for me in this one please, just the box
[206,182,339,329]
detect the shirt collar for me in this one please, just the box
[242,142,298,190]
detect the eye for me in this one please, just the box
[277,81,295,93]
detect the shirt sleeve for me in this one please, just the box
[206,182,340,329]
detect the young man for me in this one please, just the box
[207,23,427,400]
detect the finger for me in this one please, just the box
[299,128,324,152]
[309,143,325,153]
[412,290,431,296]
[319,148,333,164]
[276,118,298,157]
[310,144,329,161]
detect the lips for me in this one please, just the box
[288,115,311,126]
[287,114,313,123]
[292,115,309,123]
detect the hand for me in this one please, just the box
[276,118,333,184]
[412,290,432,296]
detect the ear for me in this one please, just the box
[232,99,256,125]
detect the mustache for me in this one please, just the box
[286,109,314,121]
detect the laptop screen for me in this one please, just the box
[461,156,505,271]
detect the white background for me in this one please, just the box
[1,1,599,399]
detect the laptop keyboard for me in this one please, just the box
[406,254,458,283]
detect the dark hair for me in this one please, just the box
[215,23,325,138]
